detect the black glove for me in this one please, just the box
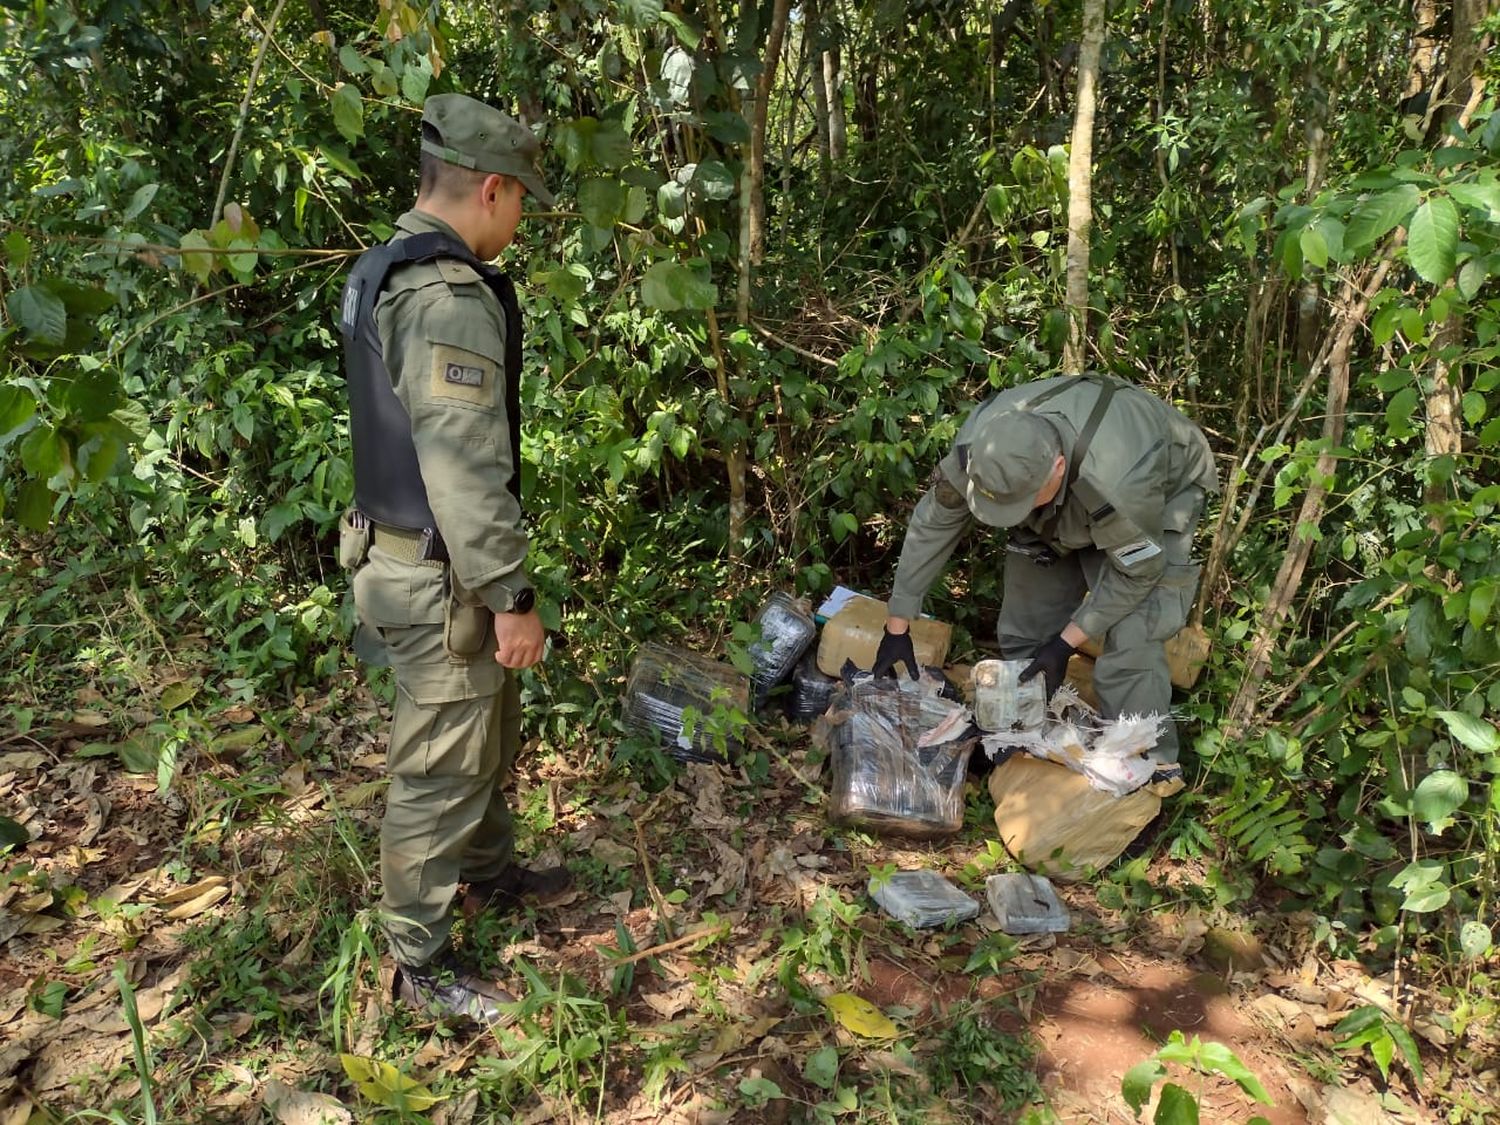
[871,627,919,680]
[1019,634,1076,699]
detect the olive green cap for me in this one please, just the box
[962,410,1061,527]
[421,93,555,208]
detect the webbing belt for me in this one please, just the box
[371,524,448,566]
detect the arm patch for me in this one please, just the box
[429,341,497,408]
[1111,538,1163,569]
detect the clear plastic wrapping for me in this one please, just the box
[788,650,839,723]
[972,659,1046,732]
[748,592,818,708]
[820,675,976,839]
[870,870,979,928]
[623,642,751,764]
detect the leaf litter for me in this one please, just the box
[0,673,1490,1122]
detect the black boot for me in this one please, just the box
[392,956,516,1024]
[463,862,574,917]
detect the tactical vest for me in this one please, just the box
[338,231,523,533]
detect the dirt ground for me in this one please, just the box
[0,688,1490,1122]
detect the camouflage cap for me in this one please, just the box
[961,410,1062,527]
[421,93,556,208]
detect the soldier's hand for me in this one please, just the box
[871,626,919,680]
[493,610,546,669]
[1019,634,1075,699]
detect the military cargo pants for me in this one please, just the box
[353,546,521,969]
[997,531,1200,764]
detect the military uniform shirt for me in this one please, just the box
[376,209,530,614]
[888,377,1218,640]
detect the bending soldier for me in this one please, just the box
[872,374,1218,765]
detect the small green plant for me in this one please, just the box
[1332,1004,1425,1088]
[1122,1031,1272,1123]
[926,1009,1044,1112]
[115,961,159,1125]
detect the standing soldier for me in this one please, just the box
[872,374,1218,765]
[337,94,570,1023]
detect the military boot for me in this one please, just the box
[462,861,574,917]
[392,955,516,1024]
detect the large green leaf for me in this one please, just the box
[1410,770,1469,834]
[121,182,159,222]
[65,366,123,423]
[0,385,37,445]
[400,55,432,104]
[590,122,633,169]
[690,160,737,201]
[1121,1060,1166,1113]
[578,177,627,229]
[616,0,662,24]
[1344,185,1419,251]
[1433,710,1500,753]
[331,83,365,144]
[1408,195,1459,284]
[179,230,215,283]
[1460,920,1493,960]
[6,285,67,346]
[1448,181,1500,218]
[640,261,717,311]
[3,230,31,269]
[661,45,695,106]
[15,478,55,530]
[1154,1083,1200,1125]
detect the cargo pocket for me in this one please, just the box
[443,588,493,660]
[1145,562,1200,642]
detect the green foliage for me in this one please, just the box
[1122,1032,1272,1123]
[1332,1004,1425,1087]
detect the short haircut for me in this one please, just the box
[417,122,491,202]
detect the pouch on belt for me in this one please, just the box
[444,575,492,659]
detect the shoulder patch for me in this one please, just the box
[1110,538,1163,569]
[429,341,497,409]
[437,259,483,286]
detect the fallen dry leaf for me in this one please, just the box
[164,884,230,920]
[263,1079,353,1125]
[157,877,226,907]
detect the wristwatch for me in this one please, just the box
[507,587,536,614]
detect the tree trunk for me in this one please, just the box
[1062,0,1104,373]
[1225,258,1396,737]
[749,0,792,265]
[1422,1,1494,527]
[824,42,846,160]
[807,0,832,185]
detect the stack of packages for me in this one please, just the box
[620,589,958,764]
[975,658,1182,878]
[621,591,824,763]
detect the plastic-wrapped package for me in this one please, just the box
[623,643,751,764]
[816,595,952,676]
[972,659,1046,731]
[748,592,818,708]
[870,870,979,928]
[788,650,839,723]
[985,873,1070,933]
[820,675,976,838]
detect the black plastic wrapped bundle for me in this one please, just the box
[623,643,751,764]
[820,675,977,839]
[788,650,839,722]
[748,593,817,709]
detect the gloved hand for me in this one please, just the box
[871,627,919,680]
[1019,634,1076,699]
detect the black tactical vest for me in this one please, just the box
[338,231,523,532]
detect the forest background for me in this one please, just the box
[2,0,1500,1119]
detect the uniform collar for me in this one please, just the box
[395,209,471,248]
